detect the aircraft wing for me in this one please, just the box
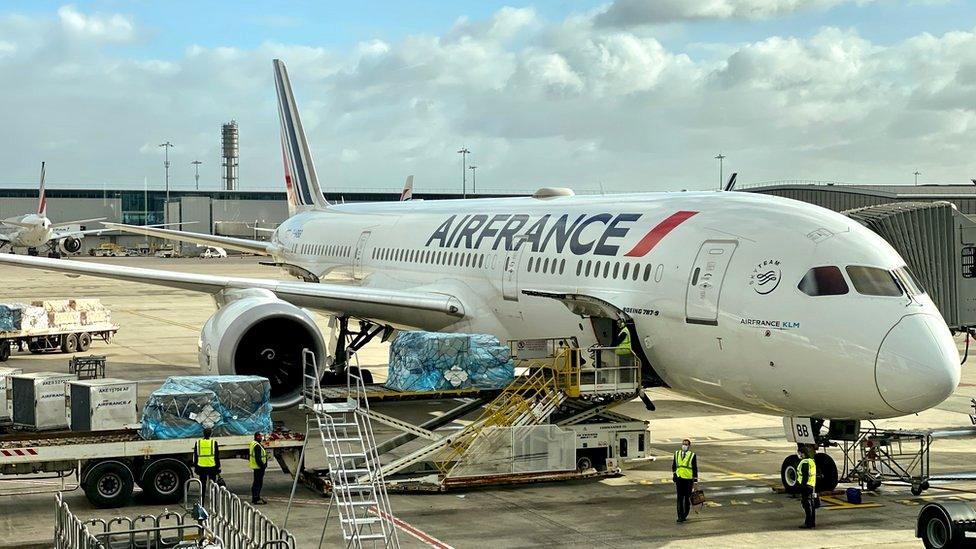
[102,222,274,256]
[0,254,465,330]
[50,218,106,229]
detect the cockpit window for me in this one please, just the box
[845,266,902,297]
[893,266,925,297]
[798,266,849,296]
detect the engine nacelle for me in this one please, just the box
[198,290,326,408]
[59,237,82,254]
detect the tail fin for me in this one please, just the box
[273,59,329,214]
[37,162,47,217]
[400,175,414,201]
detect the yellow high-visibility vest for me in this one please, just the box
[615,327,632,356]
[249,441,268,470]
[196,438,216,468]
[800,457,817,488]
[675,450,695,480]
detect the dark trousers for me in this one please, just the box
[800,486,816,527]
[251,467,266,502]
[197,467,218,500]
[675,478,694,520]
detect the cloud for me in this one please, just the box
[0,4,975,193]
[594,0,865,27]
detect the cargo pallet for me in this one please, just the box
[286,338,649,493]
[0,322,118,361]
[0,428,305,508]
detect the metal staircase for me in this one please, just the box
[291,349,400,548]
[437,366,566,478]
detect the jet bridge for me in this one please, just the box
[843,201,976,331]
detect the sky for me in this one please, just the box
[1,1,976,193]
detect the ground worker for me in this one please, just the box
[798,447,817,528]
[249,432,269,505]
[672,438,698,523]
[193,427,220,498]
[615,320,632,367]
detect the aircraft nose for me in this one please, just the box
[875,314,960,414]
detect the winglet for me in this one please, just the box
[37,162,46,217]
[400,175,414,201]
[273,59,329,214]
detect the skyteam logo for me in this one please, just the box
[750,259,782,295]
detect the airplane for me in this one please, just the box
[0,59,960,489]
[0,162,108,257]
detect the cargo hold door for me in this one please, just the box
[685,240,737,326]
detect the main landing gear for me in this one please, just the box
[321,316,396,386]
[779,418,840,494]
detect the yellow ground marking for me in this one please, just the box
[820,495,883,510]
[752,498,774,504]
[730,499,749,506]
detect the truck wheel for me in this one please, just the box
[62,333,78,354]
[83,461,134,508]
[0,341,8,362]
[77,332,92,352]
[140,459,190,504]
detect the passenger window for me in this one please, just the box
[643,264,652,282]
[479,255,484,268]
[603,262,610,278]
[612,262,620,279]
[576,261,582,276]
[798,266,849,296]
[594,261,601,277]
[527,257,535,271]
[633,264,640,281]
[846,266,902,297]
[543,258,550,273]
[585,260,592,276]
[622,263,630,280]
[559,259,566,275]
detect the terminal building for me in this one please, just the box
[0,187,520,253]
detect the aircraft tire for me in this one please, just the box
[780,455,802,494]
[814,453,838,492]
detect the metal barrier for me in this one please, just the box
[53,482,296,549]
[508,338,640,398]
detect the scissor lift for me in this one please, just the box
[287,338,648,493]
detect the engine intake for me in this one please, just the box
[199,291,325,408]
[59,237,82,254]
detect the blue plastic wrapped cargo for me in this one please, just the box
[385,332,514,391]
[140,375,273,440]
[0,305,23,332]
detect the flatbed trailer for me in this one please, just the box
[0,428,305,508]
[0,322,119,361]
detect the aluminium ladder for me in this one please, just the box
[290,349,400,548]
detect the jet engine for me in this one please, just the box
[58,237,82,254]
[198,289,326,409]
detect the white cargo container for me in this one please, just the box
[0,366,23,422]
[11,372,77,430]
[66,378,138,432]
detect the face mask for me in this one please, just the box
[681,444,689,452]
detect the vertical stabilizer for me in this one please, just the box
[273,59,329,214]
[37,162,47,217]
[400,175,414,201]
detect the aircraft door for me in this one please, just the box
[353,231,370,280]
[501,239,527,301]
[685,240,738,325]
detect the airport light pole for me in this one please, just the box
[159,141,173,224]
[457,147,470,199]
[715,154,726,190]
[914,170,921,186]
[469,165,477,195]
[191,160,202,191]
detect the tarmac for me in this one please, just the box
[1,256,975,548]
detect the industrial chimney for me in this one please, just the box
[221,120,239,191]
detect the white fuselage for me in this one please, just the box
[267,191,959,420]
[5,214,54,248]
